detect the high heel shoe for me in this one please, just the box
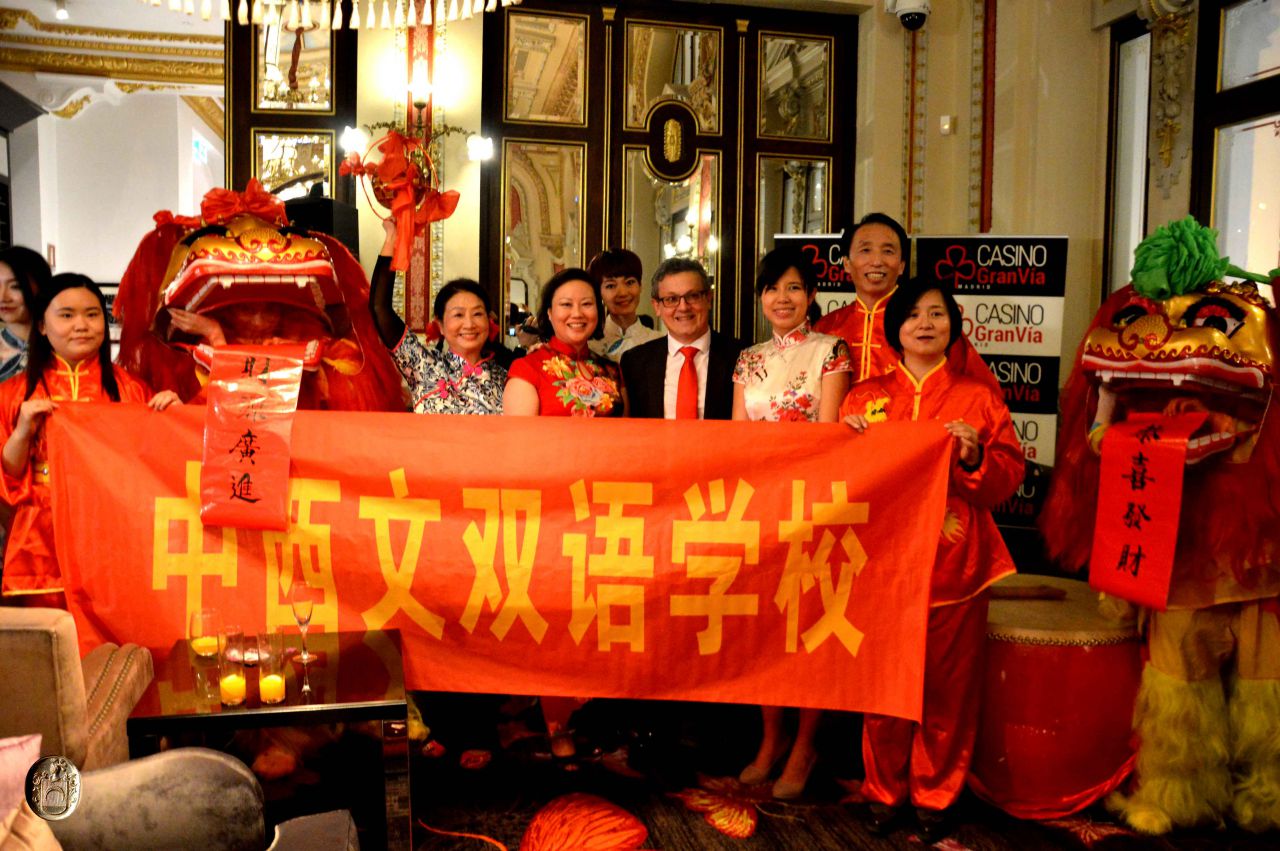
[737,737,791,786]
[771,748,817,800]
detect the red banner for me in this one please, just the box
[48,406,951,720]
[1090,412,1205,610]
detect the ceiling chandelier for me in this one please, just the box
[140,0,523,29]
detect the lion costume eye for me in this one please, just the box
[1110,303,1150,329]
[1183,296,1246,338]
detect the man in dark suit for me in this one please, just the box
[621,258,743,420]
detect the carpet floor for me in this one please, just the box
[405,696,1280,851]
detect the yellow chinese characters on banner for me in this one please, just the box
[51,409,951,720]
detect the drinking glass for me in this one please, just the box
[218,626,246,707]
[188,608,220,658]
[290,581,316,664]
[257,630,286,705]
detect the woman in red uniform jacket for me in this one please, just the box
[841,276,1023,840]
[0,274,179,602]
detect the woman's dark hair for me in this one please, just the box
[0,245,52,323]
[25,273,119,402]
[839,212,911,279]
[755,246,816,296]
[883,275,963,356]
[587,248,643,284]
[432,278,491,321]
[534,268,604,342]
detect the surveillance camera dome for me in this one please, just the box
[899,11,927,31]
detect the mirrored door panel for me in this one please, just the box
[501,140,586,335]
[625,22,722,135]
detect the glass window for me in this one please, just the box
[1220,0,1280,91]
[625,23,722,134]
[505,12,587,125]
[1110,32,1151,293]
[1213,111,1280,279]
[758,34,832,141]
[622,148,721,283]
[253,131,332,199]
[255,24,333,112]
[502,141,585,334]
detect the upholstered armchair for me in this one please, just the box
[0,608,152,771]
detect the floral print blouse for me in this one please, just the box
[732,324,851,422]
[507,336,623,417]
[392,331,507,415]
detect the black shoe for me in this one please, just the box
[868,803,903,836]
[915,807,952,843]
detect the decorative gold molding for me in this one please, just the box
[181,95,225,142]
[115,82,180,94]
[52,95,90,119]
[1146,10,1194,199]
[0,8,222,45]
[0,32,223,59]
[0,47,221,84]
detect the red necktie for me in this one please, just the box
[676,345,699,419]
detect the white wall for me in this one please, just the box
[53,96,181,280]
[10,115,58,262]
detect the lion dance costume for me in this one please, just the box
[1043,217,1280,834]
[115,180,402,412]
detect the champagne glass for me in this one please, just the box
[290,581,316,663]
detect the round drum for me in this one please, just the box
[968,574,1141,819]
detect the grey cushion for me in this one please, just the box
[49,749,265,851]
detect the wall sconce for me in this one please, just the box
[466,135,493,161]
[408,57,431,139]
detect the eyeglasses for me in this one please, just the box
[654,290,710,309]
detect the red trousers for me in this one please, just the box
[862,593,988,811]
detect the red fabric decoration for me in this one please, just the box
[669,776,775,839]
[519,793,646,851]
[347,130,460,271]
[200,177,288,226]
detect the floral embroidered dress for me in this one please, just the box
[0,326,26,383]
[732,324,850,422]
[391,331,507,415]
[0,358,152,596]
[507,336,623,417]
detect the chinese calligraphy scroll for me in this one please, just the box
[49,406,952,720]
[1089,412,1207,610]
[200,345,305,530]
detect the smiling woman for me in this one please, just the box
[730,246,850,800]
[501,268,624,419]
[367,218,508,415]
[0,273,180,602]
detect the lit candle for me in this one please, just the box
[220,672,246,705]
[259,673,286,704]
[190,635,219,657]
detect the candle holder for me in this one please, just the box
[257,630,287,705]
[218,626,246,707]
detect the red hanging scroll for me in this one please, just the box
[199,345,305,530]
[1089,411,1208,610]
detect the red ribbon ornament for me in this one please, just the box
[200,178,288,227]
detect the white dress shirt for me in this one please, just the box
[662,329,712,419]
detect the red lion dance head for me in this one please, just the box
[115,180,403,411]
[1042,217,1280,587]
